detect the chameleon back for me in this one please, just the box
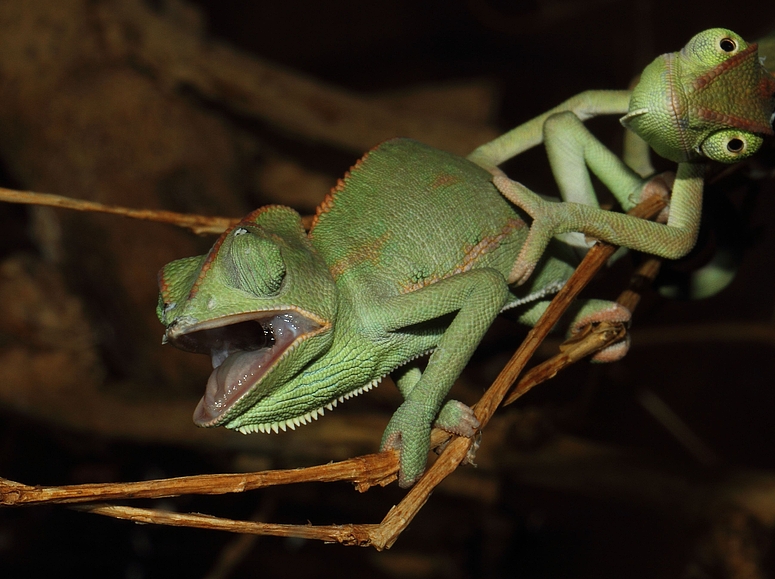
[308,138,531,300]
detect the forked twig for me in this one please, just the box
[0,186,666,548]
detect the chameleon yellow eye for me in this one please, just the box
[682,28,748,66]
[700,130,763,163]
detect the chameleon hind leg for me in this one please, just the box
[515,297,632,362]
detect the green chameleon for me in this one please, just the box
[156,29,775,487]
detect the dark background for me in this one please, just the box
[2,0,775,577]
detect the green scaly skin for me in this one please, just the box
[157,28,774,487]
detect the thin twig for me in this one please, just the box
[0,187,237,235]
[0,186,318,233]
[503,321,627,406]
[72,504,381,546]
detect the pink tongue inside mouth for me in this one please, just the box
[194,348,271,425]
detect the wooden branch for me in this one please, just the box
[0,186,318,234]
[0,452,398,507]
[58,441,775,545]
[503,321,627,406]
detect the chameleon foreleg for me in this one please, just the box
[545,111,672,242]
[622,127,655,178]
[376,268,509,486]
[497,162,705,285]
[623,119,736,301]
[467,90,632,173]
[542,111,644,209]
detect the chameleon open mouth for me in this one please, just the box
[166,311,321,427]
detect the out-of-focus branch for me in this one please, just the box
[96,0,499,155]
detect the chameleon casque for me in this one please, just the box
[157,29,775,487]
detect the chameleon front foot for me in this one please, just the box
[434,399,480,437]
[381,399,480,487]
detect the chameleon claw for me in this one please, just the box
[634,171,675,224]
[434,399,480,437]
[380,399,435,487]
[570,302,632,362]
[507,258,537,286]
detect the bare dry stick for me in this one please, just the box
[0,187,237,235]
[0,452,398,507]
[502,321,627,406]
[617,256,663,312]
[503,254,664,406]
[0,187,319,233]
[72,504,381,546]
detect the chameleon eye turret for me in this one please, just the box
[699,129,765,163]
[221,227,287,297]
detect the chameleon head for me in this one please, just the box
[621,28,775,163]
[156,205,337,428]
